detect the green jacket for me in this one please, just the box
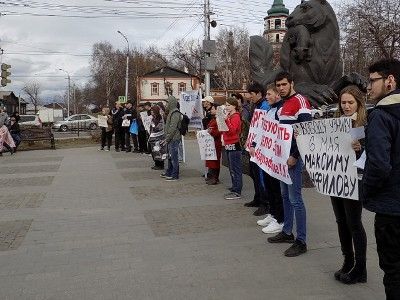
[165,96,182,142]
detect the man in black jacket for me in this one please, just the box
[123,101,138,152]
[112,102,125,152]
[363,58,400,299]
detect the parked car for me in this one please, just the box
[52,114,98,132]
[19,115,42,127]
[323,104,338,118]
[310,107,323,119]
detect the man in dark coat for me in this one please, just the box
[363,58,400,299]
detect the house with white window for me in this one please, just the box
[137,67,201,104]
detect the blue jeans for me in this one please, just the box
[281,159,307,243]
[227,150,243,194]
[166,140,180,179]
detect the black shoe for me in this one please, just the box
[334,257,354,281]
[340,266,367,284]
[253,206,269,216]
[284,240,307,257]
[151,166,163,170]
[267,232,295,244]
[244,200,260,207]
[126,148,131,153]
[115,148,120,152]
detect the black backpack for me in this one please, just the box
[174,111,190,136]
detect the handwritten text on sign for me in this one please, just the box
[196,130,217,160]
[250,111,293,184]
[293,118,359,200]
[245,109,265,151]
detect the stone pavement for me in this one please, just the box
[0,141,385,300]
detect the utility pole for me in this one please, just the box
[117,31,129,104]
[73,83,76,114]
[204,0,211,96]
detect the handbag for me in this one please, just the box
[129,119,138,135]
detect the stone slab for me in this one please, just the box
[0,219,33,251]
[0,193,46,210]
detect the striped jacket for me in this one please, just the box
[279,93,312,159]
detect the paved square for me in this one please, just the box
[0,220,33,251]
[1,164,60,174]
[144,203,254,237]
[0,156,63,165]
[0,176,54,188]
[115,160,152,169]
[0,193,46,210]
[123,168,201,181]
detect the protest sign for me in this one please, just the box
[245,109,267,151]
[196,130,217,160]
[293,118,359,200]
[250,114,293,184]
[216,105,228,132]
[179,90,203,129]
[98,115,108,128]
[140,111,153,134]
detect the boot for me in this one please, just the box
[334,255,354,281]
[340,259,367,284]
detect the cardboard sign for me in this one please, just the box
[250,113,293,184]
[293,118,359,200]
[216,105,228,132]
[98,115,108,128]
[196,130,217,160]
[179,90,203,130]
[245,109,267,151]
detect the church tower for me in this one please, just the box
[263,0,289,67]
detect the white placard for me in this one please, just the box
[98,115,108,128]
[353,150,366,170]
[293,118,359,200]
[179,90,203,130]
[245,109,267,151]
[196,130,217,160]
[216,105,228,132]
[350,126,365,140]
[140,111,153,134]
[250,114,293,184]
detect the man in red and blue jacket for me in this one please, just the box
[267,71,312,258]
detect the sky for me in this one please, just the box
[0,0,340,103]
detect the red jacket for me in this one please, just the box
[206,117,222,169]
[222,112,241,145]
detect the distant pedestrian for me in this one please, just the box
[202,96,214,129]
[122,101,139,153]
[223,97,242,200]
[161,96,182,181]
[98,107,113,151]
[112,102,125,152]
[8,116,21,151]
[205,104,222,185]
[362,58,400,299]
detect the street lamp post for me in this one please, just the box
[117,30,129,104]
[59,68,70,118]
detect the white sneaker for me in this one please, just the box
[257,214,275,227]
[262,220,283,234]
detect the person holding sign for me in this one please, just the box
[205,104,222,185]
[256,84,285,234]
[245,82,271,216]
[267,71,312,258]
[363,59,400,299]
[330,85,367,284]
[222,97,243,200]
[98,107,113,151]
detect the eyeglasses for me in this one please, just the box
[367,77,385,86]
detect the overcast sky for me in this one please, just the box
[0,0,340,104]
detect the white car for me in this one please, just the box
[19,115,42,127]
[310,107,323,119]
[52,114,98,132]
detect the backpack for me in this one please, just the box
[173,111,190,136]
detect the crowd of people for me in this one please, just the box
[0,108,21,156]
[97,58,399,299]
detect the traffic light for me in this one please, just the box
[1,63,11,87]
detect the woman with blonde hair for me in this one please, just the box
[332,85,368,284]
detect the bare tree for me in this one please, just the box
[215,26,250,91]
[168,39,202,77]
[23,81,41,114]
[339,0,400,75]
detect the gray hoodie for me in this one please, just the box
[165,96,181,142]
